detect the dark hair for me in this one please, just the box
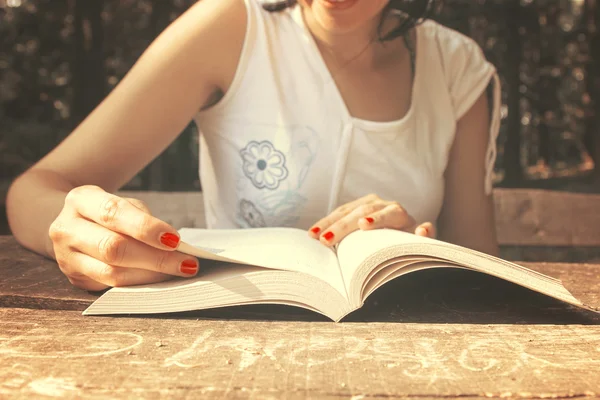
[262,0,440,41]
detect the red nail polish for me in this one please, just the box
[311,227,321,235]
[160,233,180,249]
[322,231,334,241]
[180,259,198,275]
[365,217,374,224]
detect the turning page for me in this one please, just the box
[84,228,352,319]
[178,227,347,298]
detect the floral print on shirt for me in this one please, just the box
[238,199,267,228]
[240,140,289,190]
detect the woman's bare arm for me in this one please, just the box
[7,0,247,257]
[437,92,499,256]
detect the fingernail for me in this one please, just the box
[322,231,334,241]
[160,232,180,249]
[311,227,321,235]
[364,217,374,224]
[180,259,198,275]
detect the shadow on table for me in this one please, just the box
[159,269,600,325]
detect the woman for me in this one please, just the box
[6,0,500,291]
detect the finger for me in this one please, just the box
[318,202,387,246]
[357,203,416,231]
[69,218,199,277]
[66,251,174,288]
[123,197,152,214]
[67,186,180,251]
[67,275,109,292]
[308,194,380,238]
[414,222,436,238]
[54,250,110,291]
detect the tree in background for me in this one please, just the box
[0,0,73,183]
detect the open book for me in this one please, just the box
[83,227,592,321]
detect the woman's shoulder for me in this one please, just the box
[158,0,250,96]
[155,0,249,70]
[415,19,497,120]
[417,19,482,51]
[416,19,494,79]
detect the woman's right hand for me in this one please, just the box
[49,185,199,291]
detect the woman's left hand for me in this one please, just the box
[308,194,436,246]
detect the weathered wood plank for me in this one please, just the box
[501,246,600,264]
[117,189,600,247]
[0,308,599,399]
[1,236,599,323]
[0,236,95,311]
[493,188,600,246]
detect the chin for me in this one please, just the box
[301,0,389,33]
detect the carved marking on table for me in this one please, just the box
[166,329,600,383]
[3,318,600,389]
[0,325,40,353]
[459,338,600,375]
[289,335,371,367]
[286,331,600,383]
[27,377,80,398]
[372,338,458,386]
[0,331,143,359]
[0,363,81,398]
[163,330,214,368]
[459,339,530,375]
[164,330,285,371]
[0,364,33,395]
[401,340,454,386]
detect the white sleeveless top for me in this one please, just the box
[193,0,501,230]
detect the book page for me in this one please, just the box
[337,229,428,289]
[84,261,352,321]
[177,227,347,298]
[337,229,587,312]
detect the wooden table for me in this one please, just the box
[1,236,600,399]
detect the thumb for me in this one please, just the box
[414,222,436,239]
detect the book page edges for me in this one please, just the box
[352,243,588,312]
[82,267,351,321]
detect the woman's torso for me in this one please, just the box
[193,0,490,230]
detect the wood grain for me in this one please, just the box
[0,236,96,311]
[0,307,599,399]
[1,188,598,399]
[493,189,600,246]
